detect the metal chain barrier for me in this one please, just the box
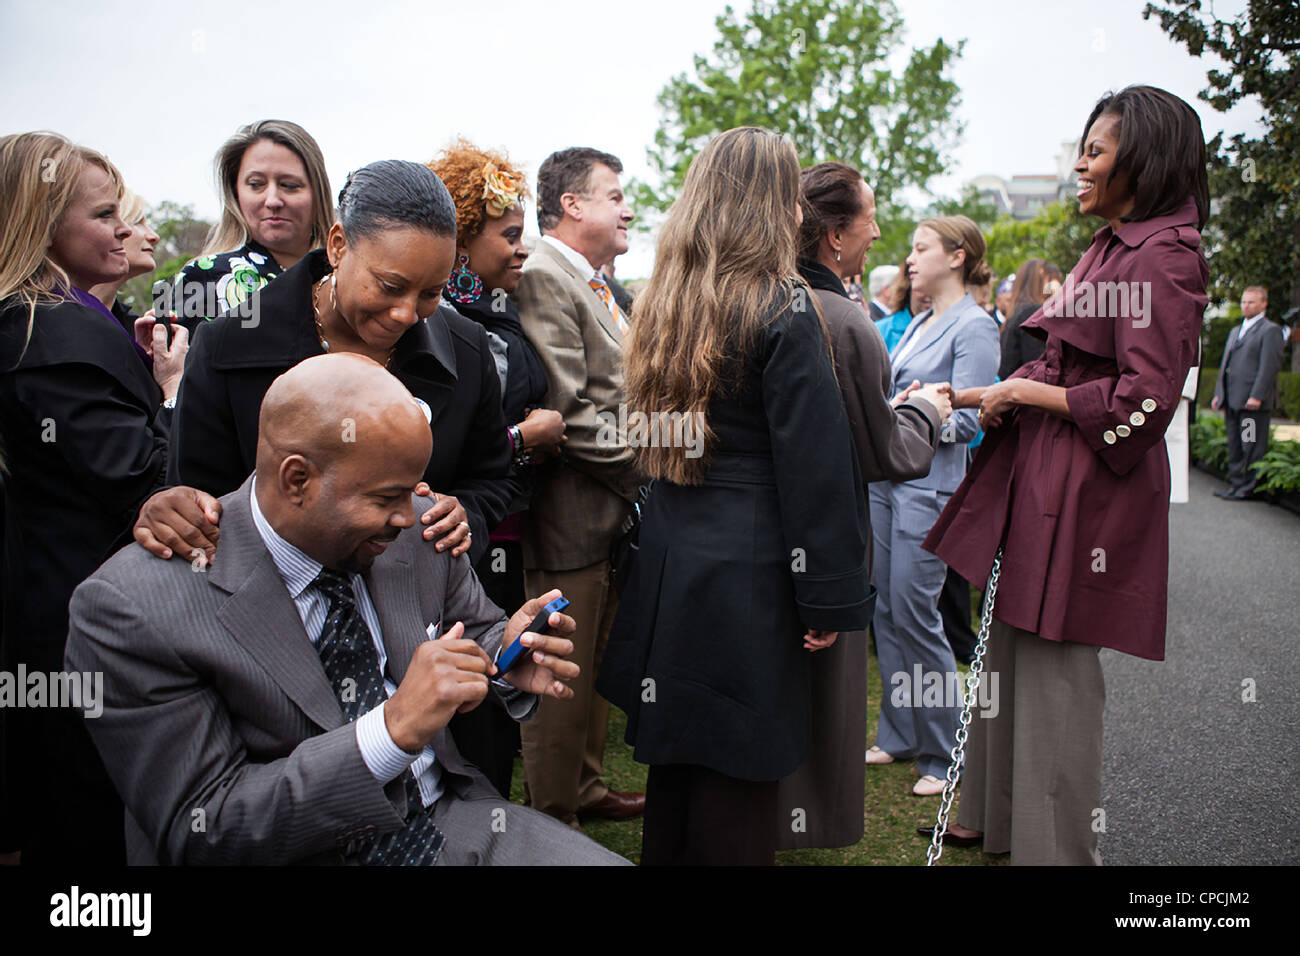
[926,548,1003,866]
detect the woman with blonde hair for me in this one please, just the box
[0,131,187,863]
[596,128,873,865]
[171,119,333,332]
[88,187,161,357]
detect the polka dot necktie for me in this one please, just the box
[313,568,445,865]
[589,274,629,334]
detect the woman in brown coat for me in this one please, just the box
[781,162,951,849]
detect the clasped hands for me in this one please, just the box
[893,380,955,422]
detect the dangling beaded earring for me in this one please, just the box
[447,254,483,304]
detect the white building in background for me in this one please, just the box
[969,140,1080,220]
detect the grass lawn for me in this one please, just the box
[509,623,1008,866]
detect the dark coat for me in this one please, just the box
[448,294,548,429]
[167,249,518,565]
[0,298,168,665]
[597,296,874,782]
[776,262,941,849]
[925,198,1207,661]
[998,301,1047,381]
[0,295,169,862]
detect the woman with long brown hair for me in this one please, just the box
[998,257,1063,380]
[596,128,873,865]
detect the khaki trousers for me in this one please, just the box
[957,618,1105,865]
[520,560,619,824]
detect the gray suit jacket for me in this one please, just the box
[513,239,639,571]
[886,293,1001,493]
[817,289,940,514]
[1214,315,1285,411]
[64,477,533,865]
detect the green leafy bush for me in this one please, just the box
[1250,439,1300,495]
[1197,367,1220,409]
[1277,371,1300,423]
[1189,414,1229,471]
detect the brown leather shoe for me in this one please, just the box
[578,789,646,820]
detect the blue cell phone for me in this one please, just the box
[496,596,570,675]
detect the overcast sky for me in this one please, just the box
[0,0,1264,278]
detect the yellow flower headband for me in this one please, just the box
[482,161,525,218]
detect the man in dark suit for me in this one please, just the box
[65,354,625,864]
[1212,286,1285,500]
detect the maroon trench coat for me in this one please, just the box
[924,197,1207,660]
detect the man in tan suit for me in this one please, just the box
[513,147,644,824]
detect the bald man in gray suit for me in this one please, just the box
[65,354,625,865]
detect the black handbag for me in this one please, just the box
[609,482,653,594]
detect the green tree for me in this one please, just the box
[118,201,212,314]
[1144,0,1300,368]
[983,200,1096,280]
[634,0,964,267]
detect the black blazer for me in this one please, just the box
[597,297,873,781]
[167,249,519,564]
[0,297,168,666]
[998,301,1046,380]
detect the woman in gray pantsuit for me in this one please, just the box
[867,216,1000,796]
[778,163,949,849]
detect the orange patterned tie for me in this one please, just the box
[589,274,629,334]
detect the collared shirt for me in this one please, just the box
[248,480,443,807]
[540,235,628,332]
[540,234,599,279]
[1237,312,1265,342]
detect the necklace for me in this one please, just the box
[312,274,395,369]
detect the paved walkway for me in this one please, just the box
[1099,467,1299,864]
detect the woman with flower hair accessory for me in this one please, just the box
[429,141,565,797]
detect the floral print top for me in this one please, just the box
[170,239,282,334]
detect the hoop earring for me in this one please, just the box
[446,253,483,304]
[329,273,338,312]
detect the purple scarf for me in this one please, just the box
[69,286,152,367]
